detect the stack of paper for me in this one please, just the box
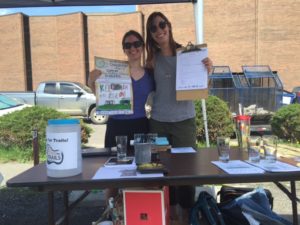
[212,160,265,174]
[246,160,300,172]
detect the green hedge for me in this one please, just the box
[0,106,92,161]
[195,96,235,144]
[271,104,300,142]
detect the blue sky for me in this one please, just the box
[0,5,136,16]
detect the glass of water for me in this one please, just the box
[217,137,230,163]
[115,135,127,161]
[262,135,278,163]
[247,136,262,163]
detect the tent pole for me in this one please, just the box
[193,0,210,147]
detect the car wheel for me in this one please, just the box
[90,107,108,124]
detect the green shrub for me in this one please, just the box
[195,96,235,144]
[0,106,92,161]
[271,104,300,142]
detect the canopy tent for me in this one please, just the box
[0,0,209,146]
[0,0,196,8]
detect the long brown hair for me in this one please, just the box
[145,12,180,69]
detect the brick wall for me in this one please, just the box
[87,12,143,70]
[140,1,300,90]
[258,0,300,90]
[29,13,86,90]
[204,0,300,90]
[0,2,299,91]
[0,13,27,91]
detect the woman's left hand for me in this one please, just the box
[202,57,213,74]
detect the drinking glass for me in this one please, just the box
[247,136,262,163]
[217,137,230,163]
[134,142,152,165]
[115,135,127,161]
[146,133,158,144]
[134,133,145,144]
[263,135,278,163]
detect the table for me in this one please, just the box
[7,148,300,225]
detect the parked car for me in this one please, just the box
[0,94,31,117]
[292,86,300,103]
[1,81,108,124]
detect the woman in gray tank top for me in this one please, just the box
[145,11,213,222]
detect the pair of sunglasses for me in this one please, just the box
[123,40,143,50]
[149,20,167,33]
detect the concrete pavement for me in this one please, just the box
[0,162,32,187]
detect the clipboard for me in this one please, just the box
[176,42,208,101]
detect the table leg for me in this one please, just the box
[63,191,69,225]
[291,181,299,225]
[275,181,299,225]
[48,191,54,225]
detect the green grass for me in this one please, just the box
[0,146,46,163]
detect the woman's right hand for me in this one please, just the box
[88,69,102,94]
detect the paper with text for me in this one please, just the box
[212,160,265,174]
[92,166,164,180]
[246,160,300,172]
[176,48,208,91]
[95,57,133,115]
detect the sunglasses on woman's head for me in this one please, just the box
[149,20,167,33]
[123,40,143,50]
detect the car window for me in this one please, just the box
[75,82,93,93]
[44,83,56,94]
[60,83,80,95]
[0,94,19,109]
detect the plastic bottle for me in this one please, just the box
[46,118,82,177]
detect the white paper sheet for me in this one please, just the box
[246,160,300,172]
[92,167,164,180]
[176,48,208,91]
[212,160,265,174]
[171,147,196,154]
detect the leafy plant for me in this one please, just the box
[271,104,300,142]
[0,106,92,161]
[195,96,235,144]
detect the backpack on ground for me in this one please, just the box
[217,185,274,209]
[189,191,226,225]
[219,187,292,225]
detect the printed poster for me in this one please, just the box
[94,57,133,115]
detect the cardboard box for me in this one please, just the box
[123,187,169,225]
